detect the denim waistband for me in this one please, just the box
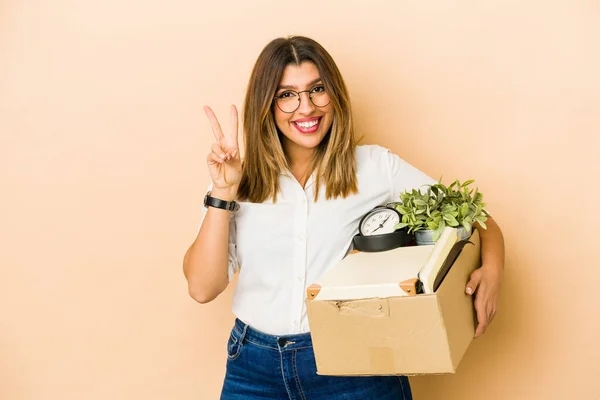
[233,318,313,351]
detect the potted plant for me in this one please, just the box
[393,179,489,245]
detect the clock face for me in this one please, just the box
[359,207,401,236]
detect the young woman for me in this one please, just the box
[183,36,504,400]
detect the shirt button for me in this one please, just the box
[299,234,305,240]
[297,275,303,282]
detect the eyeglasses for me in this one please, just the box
[273,85,331,113]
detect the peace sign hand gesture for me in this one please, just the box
[204,105,242,197]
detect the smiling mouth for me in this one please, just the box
[293,117,321,134]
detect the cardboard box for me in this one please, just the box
[305,230,481,376]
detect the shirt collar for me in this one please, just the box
[280,169,317,189]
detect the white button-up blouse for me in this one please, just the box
[199,145,436,335]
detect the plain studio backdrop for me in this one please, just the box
[1,1,599,399]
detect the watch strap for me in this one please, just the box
[204,192,239,212]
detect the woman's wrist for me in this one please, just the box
[210,186,238,202]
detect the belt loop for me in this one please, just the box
[238,321,249,344]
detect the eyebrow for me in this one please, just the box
[278,77,323,91]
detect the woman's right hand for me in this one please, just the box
[204,105,243,198]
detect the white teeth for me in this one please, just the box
[296,120,319,128]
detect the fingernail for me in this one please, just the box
[220,154,226,159]
[466,287,473,295]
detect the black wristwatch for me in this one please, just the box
[203,191,239,212]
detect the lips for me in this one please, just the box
[292,117,321,134]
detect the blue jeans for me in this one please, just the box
[220,318,412,400]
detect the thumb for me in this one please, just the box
[466,270,482,295]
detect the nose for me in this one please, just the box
[296,91,316,115]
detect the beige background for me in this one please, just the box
[1,1,599,399]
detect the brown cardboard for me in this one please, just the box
[305,230,481,376]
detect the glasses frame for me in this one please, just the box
[273,86,331,114]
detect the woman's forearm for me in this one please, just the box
[183,188,237,303]
[475,216,505,271]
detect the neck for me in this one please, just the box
[283,143,314,187]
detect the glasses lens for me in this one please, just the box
[310,91,330,108]
[276,93,300,113]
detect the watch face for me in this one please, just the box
[359,207,401,236]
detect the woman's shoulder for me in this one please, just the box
[354,144,433,185]
[355,143,390,157]
[355,144,397,170]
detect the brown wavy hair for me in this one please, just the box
[237,36,358,203]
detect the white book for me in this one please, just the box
[418,227,460,294]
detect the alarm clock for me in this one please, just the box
[353,206,413,252]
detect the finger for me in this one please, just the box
[487,302,497,324]
[474,302,488,338]
[474,322,487,338]
[227,147,238,161]
[207,151,224,165]
[204,106,225,141]
[466,273,481,295]
[211,142,228,161]
[229,105,239,148]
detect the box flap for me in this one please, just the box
[436,230,481,371]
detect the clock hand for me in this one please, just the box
[372,218,388,233]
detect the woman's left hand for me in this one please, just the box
[466,265,502,338]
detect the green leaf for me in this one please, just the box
[476,216,488,229]
[395,222,408,230]
[397,206,409,215]
[443,214,459,226]
[441,204,456,213]
[433,220,446,241]
[460,202,469,217]
[462,220,472,232]
[461,179,475,187]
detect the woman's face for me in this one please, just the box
[273,62,334,161]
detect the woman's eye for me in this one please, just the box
[279,91,297,99]
[311,85,325,93]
